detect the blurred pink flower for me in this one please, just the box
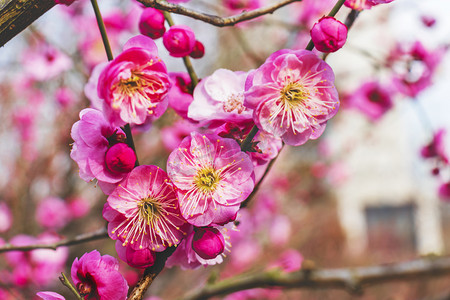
[167,132,254,226]
[55,87,77,109]
[387,41,444,98]
[244,49,339,146]
[345,80,393,121]
[0,202,12,232]
[224,0,261,13]
[35,197,71,230]
[96,35,170,127]
[71,250,128,300]
[421,129,448,163]
[311,16,347,53]
[160,120,200,151]
[5,234,68,287]
[297,0,335,27]
[269,249,303,273]
[188,69,252,124]
[22,45,72,81]
[54,0,75,5]
[104,165,187,251]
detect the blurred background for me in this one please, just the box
[1,0,450,299]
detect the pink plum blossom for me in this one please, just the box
[96,35,171,127]
[71,250,128,300]
[345,80,393,121]
[55,87,77,109]
[167,72,195,119]
[163,25,196,57]
[188,69,252,124]
[115,241,156,269]
[70,108,133,194]
[167,132,255,226]
[310,17,348,53]
[104,165,187,251]
[244,49,339,146]
[35,197,71,229]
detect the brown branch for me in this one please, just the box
[0,0,55,47]
[183,256,450,300]
[136,0,302,27]
[0,227,108,253]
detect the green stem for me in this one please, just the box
[163,11,199,87]
[240,126,259,152]
[59,272,82,300]
[90,0,140,163]
[90,0,113,61]
[305,0,347,51]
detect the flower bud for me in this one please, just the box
[139,8,166,39]
[310,16,347,53]
[192,227,225,259]
[105,143,136,174]
[116,241,156,269]
[163,25,196,57]
[189,40,205,59]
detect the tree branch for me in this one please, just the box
[0,0,55,47]
[136,0,302,27]
[0,227,108,253]
[183,256,450,299]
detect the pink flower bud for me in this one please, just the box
[310,16,347,53]
[115,241,156,269]
[163,25,196,57]
[189,40,205,59]
[105,143,136,174]
[439,182,450,201]
[192,227,225,259]
[139,8,166,39]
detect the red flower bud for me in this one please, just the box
[192,227,225,259]
[105,143,136,174]
[139,8,166,39]
[310,16,347,53]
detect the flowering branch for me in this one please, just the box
[183,256,450,300]
[0,227,108,253]
[137,0,302,27]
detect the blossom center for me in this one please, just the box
[118,72,145,96]
[194,167,220,192]
[223,93,245,114]
[280,82,309,107]
[138,197,162,223]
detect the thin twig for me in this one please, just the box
[137,0,302,27]
[0,227,108,253]
[59,272,83,300]
[183,256,450,300]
